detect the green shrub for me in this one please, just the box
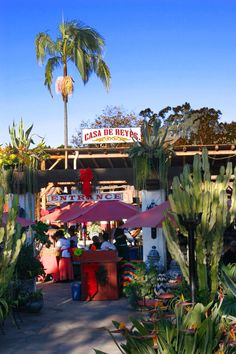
[15,244,45,280]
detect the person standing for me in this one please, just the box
[55,229,74,281]
[114,228,130,260]
[38,226,60,282]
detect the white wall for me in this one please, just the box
[141,189,167,269]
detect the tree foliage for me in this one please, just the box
[71,103,235,147]
[141,103,236,145]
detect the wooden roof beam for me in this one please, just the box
[122,157,128,167]
[48,158,62,170]
[108,158,114,168]
[175,150,236,156]
[48,153,129,159]
[92,158,99,168]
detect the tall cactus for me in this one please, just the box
[163,148,236,303]
[0,185,26,315]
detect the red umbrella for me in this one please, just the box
[2,213,34,227]
[121,201,171,228]
[41,201,94,223]
[40,203,72,223]
[63,200,140,223]
[40,202,69,217]
[58,201,94,223]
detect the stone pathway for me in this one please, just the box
[0,282,139,354]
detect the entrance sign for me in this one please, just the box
[47,192,123,203]
[82,127,141,144]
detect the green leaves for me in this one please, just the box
[44,57,60,96]
[9,118,34,150]
[35,32,56,64]
[6,118,47,170]
[221,265,236,298]
[94,300,234,354]
[0,298,8,322]
[0,189,26,322]
[95,58,111,90]
[128,118,173,191]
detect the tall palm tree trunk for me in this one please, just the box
[64,97,68,169]
[63,62,68,169]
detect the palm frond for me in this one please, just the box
[70,21,105,53]
[73,46,86,81]
[61,21,105,55]
[95,58,111,90]
[35,32,56,64]
[44,57,61,96]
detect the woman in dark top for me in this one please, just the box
[114,228,129,260]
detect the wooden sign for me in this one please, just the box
[47,192,123,203]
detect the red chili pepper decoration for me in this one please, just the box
[79,168,93,197]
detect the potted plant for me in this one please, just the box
[123,262,159,309]
[18,289,44,313]
[128,118,173,191]
[15,243,45,292]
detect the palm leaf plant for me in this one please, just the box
[157,300,236,353]
[220,264,236,316]
[0,119,47,196]
[35,19,111,164]
[94,299,236,353]
[0,119,47,228]
[8,118,47,169]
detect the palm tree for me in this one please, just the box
[35,20,111,167]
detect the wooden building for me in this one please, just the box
[38,143,236,212]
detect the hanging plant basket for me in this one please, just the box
[145,179,161,191]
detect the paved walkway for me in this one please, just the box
[0,282,139,354]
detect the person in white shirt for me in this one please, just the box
[100,232,117,251]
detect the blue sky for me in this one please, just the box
[0,0,235,147]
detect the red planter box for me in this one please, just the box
[77,250,121,301]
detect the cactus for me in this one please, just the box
[163,148,236,303]
[0,185,26,321]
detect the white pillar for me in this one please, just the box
[18,193,35,220]
[141,189,167,269]
[8,193,35,242]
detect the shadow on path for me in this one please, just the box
[0,282,139,354]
